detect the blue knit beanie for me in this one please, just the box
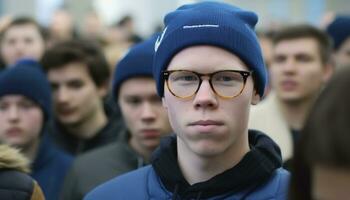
[153,1,267,97]
[0,59,52,121]
[326,15,350,50]
[112,35,157,99]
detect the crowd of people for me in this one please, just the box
[0,1,350,200]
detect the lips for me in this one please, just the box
[57,107,76,116]
[280,80,298,91]
[140,129,161,138]
[189,120,224,126]
[5,127,23,137]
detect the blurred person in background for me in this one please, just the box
[326,15,350,68]
[289,66,350,200]
[0,143,45,200]
[0,17,47,69]
[0,60,72,200]
[61,35,172,200]
[47,9,76,46]
[41,39,122,155]
[249,25,334,170]
[257,30,276,97]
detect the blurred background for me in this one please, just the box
[1,0,349,38]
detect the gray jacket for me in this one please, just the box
[60,130,145,200]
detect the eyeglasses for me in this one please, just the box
[163,69,252,99]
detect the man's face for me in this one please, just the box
[0,24,45,66]
[118,77,171,152]
[162,45,259,158]
[270,38,331,104]
[0,95,43,149]
[48,63,106,128]
[334,37,350,68]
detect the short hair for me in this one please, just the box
[41,39,110,87]
[272,24,333,65]
[0,16,48,43]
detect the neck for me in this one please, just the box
[177,133,250,185]
[65,108,108,139]
[278,96,316,130]
[21,138,40,163]
[129,137,154,163]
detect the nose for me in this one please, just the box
[140,102,156,123]
[8,106,20,122]
[193,79,218,109]
[56,86,70,104]
[282,57,297,75]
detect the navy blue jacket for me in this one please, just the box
[85,130,290,200]
[31,133,73,200]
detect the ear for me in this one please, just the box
[322,62,334,83]
[251,90,261,105]
[97,81,109,98]
[162,97,168,110]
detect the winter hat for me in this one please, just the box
[153,1,267,97]
[326,15,350,50]
[0,59,52,120]
[112,34,157,99]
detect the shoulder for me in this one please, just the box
[84,166,155,200]
[0,170,35,198]
[247,168,290,200]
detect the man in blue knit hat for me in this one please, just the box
[326,15,350,68]
[61,35,172,200]
[0,59,72,200]
[85,2,289,200]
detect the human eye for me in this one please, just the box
[19,99,37,110]
[67,80,84,89]
[296,53,314,63]
[0,101,9,111]
[214,72,241,85]
[125,96,142,106]
[171,72,198,83]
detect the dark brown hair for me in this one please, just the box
[272,24,333,65]
[41,39,110,87]
[289,66,350,200]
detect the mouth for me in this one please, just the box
[280,80,298,91]
[140,129,161,138]
[189,120,224,126]
[57,107,76,116]
[6,127,23,136]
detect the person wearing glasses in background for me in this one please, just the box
[85,2,290,200]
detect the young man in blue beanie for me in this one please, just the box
[0,59,72,200]
[85,2,289,200]
[61,35,172,200]
[326,15,350,68]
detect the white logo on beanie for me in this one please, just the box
[183,24,219,29]
[155,26,168,52]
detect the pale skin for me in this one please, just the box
[47,63,108,139]
[334,37,350,68]
[118,77,172,162]
[270,38,333,130]
[0,95,43,162]
[162,45,260,184]
[0,24,45,66]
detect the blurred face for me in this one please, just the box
[0,24,45,66]
[48,63,106,128]
[162,45,259,158]
[270,38,331,104]
[312,165,350,200]
[118,77,171,152]
[0,95,43,149]
[334,37,350,68]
